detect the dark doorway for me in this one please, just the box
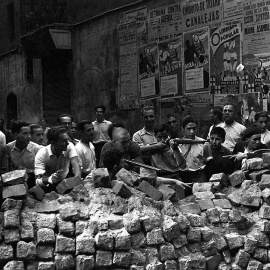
[6,93,17,128]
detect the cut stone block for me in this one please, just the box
[76,233,95,255]
[2,170,27,186]
[116,168,139,186]
[76,255,94,270]
[112,181,133,198]
[55,235,75,253]
[229,170,246,187]
[2,184,27,199]
[95,251,112,267]
[16,241,36,261]
[1,199,23,211]
[28,185,45,201]
[140,168,157,185]
[157,185,175,201]
[92,168,110,188]
[56,176,82,194]
[138,181,163,201]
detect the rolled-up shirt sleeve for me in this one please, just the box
[132,132,143,147]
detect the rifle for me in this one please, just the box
[124,159,162,172]
[149,138,209,146]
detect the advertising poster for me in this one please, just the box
[118,21,139,109]
[223,0,243,24]
[210,24,241,94]
[138,43,160,100]
[149,3,182,42]
[183,27,210,94]
[159,37,183,97]
[182,0,223,32]
[243,0,270,56]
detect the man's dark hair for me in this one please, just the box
[95,104,106,113]
[57,114,73,124]
[10,120,29,134]
[30,124,43,135]
[108,123,125,140]
[154,124,169,135]
[182,115,196,129]
[47,126,67,144]
[255,111,270,122]
[141,105,155,117]
[210,127,226,142]
[103,148,123,172]
[212,108,223,121]
[77,120,93,132]
[167,113,177,119]
[242,126,263,141]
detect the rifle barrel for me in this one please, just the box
[124,159,162,172]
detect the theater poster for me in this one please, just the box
[138,43,160,100]
[159,37,183,98]
[210,24,241,94]
[183,27,210,94]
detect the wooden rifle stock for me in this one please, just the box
[172,139,209,144]
[124,159,162,172]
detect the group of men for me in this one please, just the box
[0,103,270,195]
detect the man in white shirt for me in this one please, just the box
[255,111,270,148]
[35,126,81,190]
[75,120,96,178]
[220,104,246,151]
[92,104,112,167]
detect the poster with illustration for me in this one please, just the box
[183,27,210,94]
[138,43,160,100]
[159,37,183,97]
[210,24,241,94]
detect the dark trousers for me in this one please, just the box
[93,141,106,168]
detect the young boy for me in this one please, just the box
[204,126,232,180]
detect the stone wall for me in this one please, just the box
[2,158,270,269]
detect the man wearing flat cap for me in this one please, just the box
[232,125,267,170]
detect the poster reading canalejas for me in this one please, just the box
[159,37,183,98]
[182,0,223,32]
[210,24,241,94]
[138,43,160,100]
[149,3,182,42]
[118,21,138,109]
[183,27,210,94]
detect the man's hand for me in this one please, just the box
[150,142,167,151]
[234,152,247,161]
[49,170,63,185]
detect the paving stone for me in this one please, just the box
[157,185,175,200]
[26,261,38,270]
[113,251,131,267]
[213,199,232,209]
[20,220,34,241]
[131,231,147,249]
[55,254,75,270]
[4,228,20,244]
[55,235,75,253]
[1,199,23,211]
[222,249,231,264]
[228,189,243,206]
[95,251,112,267]
[249,170,270,182]
[201,227,214,241]
[116,168,139,186]
[138,181,163,201]
[114,228,131,250]
[130,266,144,270]
[251,231,270,248]
[259,204,270,219]
[69,184,89,201]
[123,212,141,234]
[0,244,13,262]
[76,255,94,270]
[57,216,74,236]
[175,213,190,233]
[194,191,215,200]
[164,260,177,270]
[192,182,213,193]
[4,209,20,228]
[146,262,163,270]
[140,168,157,185]
[246,259,263,270]
[3,261,24,270]
[37,245,54,260]
[241,183,262,207]
[245,236,257,254]
[2,184,27,199]
[247,157,264,170]
[178,203,201,215]
[112,180,133,198]
[235,249,250,268]
[28,185,45,201]
[219,208,230,223]
[17,241,36,261]
[37,228,55,245]
[215,235,227,251]
[59,203,78,221]
[56,176,82,194]
[159,243,176,261]
[178,253,206,269]
[209,173,229,185]
[206,254,222,270]
[214,193,227,199]
[146,228,165,246]
[76,233,95,255]
[92,168,110,188]
[187,227,201,243]
[2,170,27,186]
[108,215,124,230]
[130,248,146,266]
[37,213,56,229]
[196,199,214,211]
[206,208,220,224]
[229,170,246,187]
[95,231,114,250]
[162,216,180,241]
[186,213,204,227]
[225,233,244,250]
[75,221,87,235]
[201,239,217,256]
[34,201,60,213]
[37,262,55,270]
[253,247,268,263]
